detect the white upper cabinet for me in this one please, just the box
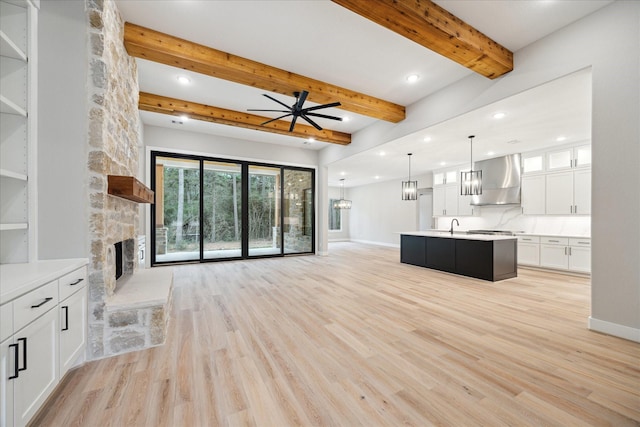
[522,175,546,215]
[522,151,545,175]
[546,144,591,171]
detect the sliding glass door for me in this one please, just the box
[248,165,281,256]
[202,161,242,260]
[154,156,201,263]
[151,152,314,265]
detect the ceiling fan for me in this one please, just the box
[248,90,342,132]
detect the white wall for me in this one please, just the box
[346,172,432,247]
[144,125,318,168]
[38,0,88,259]
[319,2,640,340]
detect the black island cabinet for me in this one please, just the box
[400,233,517,282]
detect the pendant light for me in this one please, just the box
[402,153,418,200]
[333,178,352,209]
[460,135,482,196]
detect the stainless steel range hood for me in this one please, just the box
[471,153,521,206]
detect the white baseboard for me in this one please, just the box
[588,316,640,343]
[349,239,400,249]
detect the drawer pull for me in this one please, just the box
[62,306,69,331]
[31,297,53,308]
[578,241,590,245]
[18,337,27,372]
[70,278,84,286]
[548,239,560,243]
[8,343,19,379]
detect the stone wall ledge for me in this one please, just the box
[106,267,173,310]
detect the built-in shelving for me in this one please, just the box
[1,0,36,264]
[0,223,28,231]
[0,168,27,181]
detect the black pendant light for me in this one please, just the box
[333,178,352,209]
[460,135,482,195]
[402,153,418,200]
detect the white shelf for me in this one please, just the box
[0,168,27,180]
[0,29,27,60]
[0,222,28,231]
[0,94,27,116]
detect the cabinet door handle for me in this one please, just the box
[569,247,572,256]
[574,205,578,214]
[17,337,27,372]
[31,297,53,308]
[70,278,84,286]
[62,306,69,331]
[8,343,19,379]
[564,247,567,255]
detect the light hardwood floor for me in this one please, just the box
[31,242,640,426]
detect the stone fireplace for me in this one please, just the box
[85,0,171,359]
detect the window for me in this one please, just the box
[328,199,341,231]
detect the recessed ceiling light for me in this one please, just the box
[423,136,432,142]
[374,176,380,180]
[379,151,386,156]
[340,171,346,176]
[556,136,567,142]
[487,151,495,156]
[176,75,191,85]
[440,161,446,166]
[342,116,350,122]
[492,112,506,119]
[406,74,419,83]
[179,115,189,122]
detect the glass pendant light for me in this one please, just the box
[333,178,352,209]
[460,135,482,195]
[402,153,418,200]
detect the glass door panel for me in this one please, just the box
[248,165,281,256]
[154,156,200,263]
[283,169,314,254]
[202,161,242,259]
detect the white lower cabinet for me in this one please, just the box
[12,309,58,427]
[0,262,87,427]
[517,236,540,266]
[1,336,15,427]
[59,286,86,378]
[538,236,591,273]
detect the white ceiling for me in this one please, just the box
[114,0,611,186]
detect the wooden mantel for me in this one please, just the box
[108,175,154,204]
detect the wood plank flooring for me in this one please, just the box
[31,242,640,426]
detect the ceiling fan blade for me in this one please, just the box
[248,109,290,113]
[289,115,299,132]
[301,114,323,131]
[303,101,342,112]
[261,113,292,126]
[305,112,343,121]
[263,94,293,110]
[295,90,309,111]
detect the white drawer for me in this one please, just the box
[59,266,87,301]
[569,238,591,247]
[517,235,540,243]
[540,237,569,245]
[13,280,59,333]
[0,302,12,342]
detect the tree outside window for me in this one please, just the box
[328,199,341,231]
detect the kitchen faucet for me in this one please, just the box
[449,218,459,234]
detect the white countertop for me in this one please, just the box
[400,231,517,241]
[515,232,591,239]
[0,258,89,305]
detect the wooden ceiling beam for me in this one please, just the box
[125,23,405,123]
[139,92,352,146]
[331,0,513,79]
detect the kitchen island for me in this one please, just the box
[400,231,517,281]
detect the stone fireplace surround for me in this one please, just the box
[86,0,172,359]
